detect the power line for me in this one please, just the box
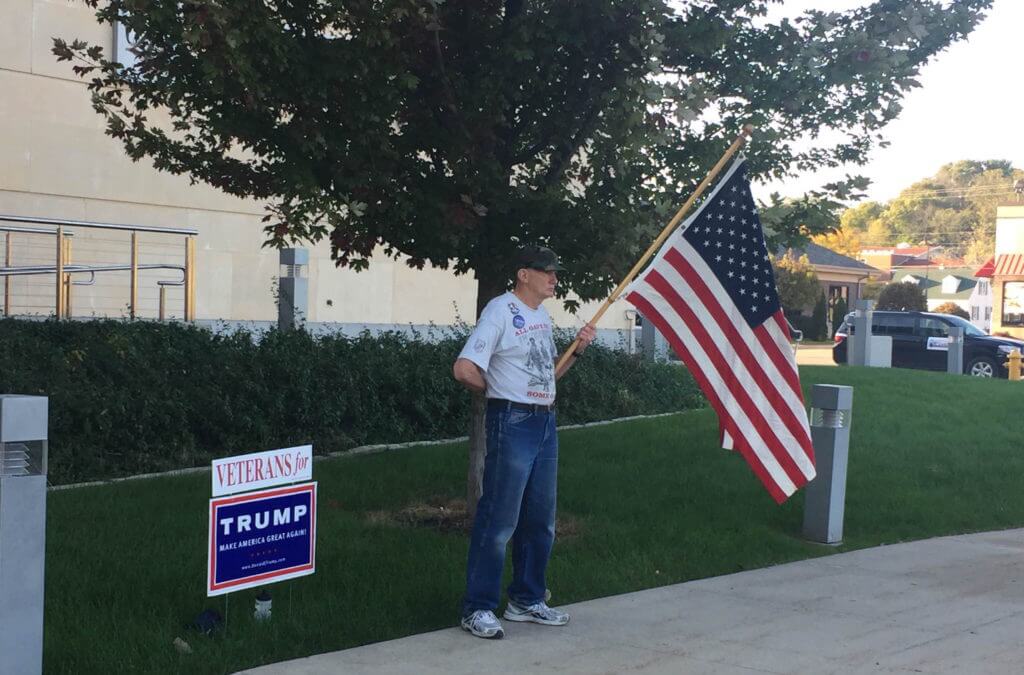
[898,182,1015,193]
[888,186,1018,199]
[858,242,977,247]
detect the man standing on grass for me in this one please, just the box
[453,245,596,639]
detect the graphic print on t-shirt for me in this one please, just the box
[457,292,558,404]
[507,299,555,400]
[524,334,553,391]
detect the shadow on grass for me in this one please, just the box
[364,496,584,538]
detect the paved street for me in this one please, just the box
[796,343,837,367]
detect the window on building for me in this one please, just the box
[972,306,979,320]
[114,22,139,68]
[986,306,992,321]
[1003,282,1024,326]
[828,285,849,303]
[978,280,989,296]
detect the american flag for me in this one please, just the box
[624,157,815,503]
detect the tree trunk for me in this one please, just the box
[466,269,507,520]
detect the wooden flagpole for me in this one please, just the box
[556,124,754,373]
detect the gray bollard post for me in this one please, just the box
[947,327,964,375]
[803,385,852,545]
[0,395,48,675]
[278,248,309,330]
[849,300,874,366]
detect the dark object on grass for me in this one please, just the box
[191,609,223,636]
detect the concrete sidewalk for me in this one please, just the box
[795,343,837,367]
[241,529,1024,675]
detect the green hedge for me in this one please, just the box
[0,319,704,485]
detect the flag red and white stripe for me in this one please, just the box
[624,158,815,503]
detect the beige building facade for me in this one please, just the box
[989,205,1024,339]
[1,1,632,333]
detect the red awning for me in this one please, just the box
[994,254,1024,277]
[975,256,995,278]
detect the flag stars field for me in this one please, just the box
[686,186,779,329]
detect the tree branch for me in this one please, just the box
[509,11,633,171]
[541,103,603,188]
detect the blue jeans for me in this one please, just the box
[462,404,558,616]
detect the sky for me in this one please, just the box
[752,0,1024,205]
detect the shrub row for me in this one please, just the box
[0,319,705,485]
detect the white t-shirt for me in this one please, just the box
[458,292,558,404]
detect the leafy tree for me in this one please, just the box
[882,183,975,246]
[54,1,996,302]
[772,253,820,313]
[840,201,884,233]
[861,281,885,301]
[53,0,994,511]
[959,167,1024,262]
[813,224,862,258]
[830,296,848,336]
[809,293,828,341]
[847,160,1024,256]
[965,234,995,266]
[865,218,895,247]
[876,282,927,311]
[933,301,969,319]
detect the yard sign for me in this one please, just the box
[207,482,317,596]
[207,443,317,597]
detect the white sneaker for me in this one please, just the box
[460,610,505,639]
[503,600,570,626]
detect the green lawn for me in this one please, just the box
[44,365,1023,673]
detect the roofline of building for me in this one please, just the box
[813,263,880,277]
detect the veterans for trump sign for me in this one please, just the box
[211,445,312,497]
[207,482,317,596]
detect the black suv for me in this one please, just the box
[833,310,1024,377]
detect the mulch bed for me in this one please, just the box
[366,496,582,537]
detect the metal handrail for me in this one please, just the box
[1,264,187,321]
[0,225,75,237]
[0,214,197,236]
[0,264,185,278]
[72,271,95,287]
[1,214,196,320]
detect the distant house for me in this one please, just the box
[890,205,1024,338]
[778,242,882,309]
[895,266,990,330]
[972,257,995,332]
[884,206,1024,338]
[860,245,943,271]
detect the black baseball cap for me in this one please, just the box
[514,245,565,272]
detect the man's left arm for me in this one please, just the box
[555,324,597,380]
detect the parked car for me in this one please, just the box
[833,310,1024,377]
